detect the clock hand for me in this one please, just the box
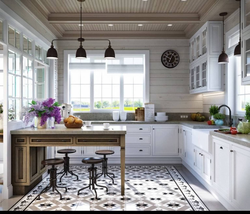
[168,53,174,62]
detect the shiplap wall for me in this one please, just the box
[57,39,203,113]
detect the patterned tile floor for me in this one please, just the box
[9,165,209,211]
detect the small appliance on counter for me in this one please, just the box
[61,103,72,119]
[155,112,168,122]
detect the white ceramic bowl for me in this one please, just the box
[155,115,168,122]
[156,112,166,116]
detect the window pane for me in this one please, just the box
[15,31,20,49]
[134,85,143,97]
[124,75,133,84]
[71,85,81,97]
[113,85,120,97]
[71,71,81,84]
[102,85,111,97]
[8,74,15,97]
[71,99,90,111]
[124,85,133,97]
[81,85,90,97]
[23,57,28,77]
[16,54,21,75]
[94,85,101,97]
[8,26,15,47]
[23,36,28,53]
[28,59,33,78]
[16,76,21,98]
[80,71,90,84]
[8,52,15,74]
[28,40,32,56]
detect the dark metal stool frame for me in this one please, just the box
[78,157,108,199]
[95,150,115,184]
[36,158,67,200]
[57,149,80,182]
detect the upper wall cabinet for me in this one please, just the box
[241,0,250,84]
[189,21,224,94]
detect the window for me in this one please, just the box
[34,62,47,100]
[23,35,32,56]
[8,51,21,120]
[8,25,20,50]
[35,45,42,61]
[23,56,33,107]
[236,56,250,113]
[67,51,149,112]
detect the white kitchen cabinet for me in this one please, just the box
[182,126,194,167]
[231,143,250,210]
[242,0,250,33]
[212,137,230,201]
[241,29,250,84]
[152,125,179,156]
[212,136,250,210]
[189,21,224,94]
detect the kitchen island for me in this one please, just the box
[10,124,126,195]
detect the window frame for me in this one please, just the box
[64,50,150,113]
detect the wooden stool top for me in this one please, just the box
[42,158,64,166]
[82,157,103,164]
[57,149,76,154]
[95,150,114,155]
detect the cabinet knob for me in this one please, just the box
[139,138,143,140]
[230,150,234,153]
[139,149,143,152]
[139,128,143,130]
[220,146,223,149]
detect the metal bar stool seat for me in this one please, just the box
[78,157,108,199]
[36,158,67,200]
[57,149,80,182]
[95,150,115,184]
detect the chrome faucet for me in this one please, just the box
[218,105,233,127]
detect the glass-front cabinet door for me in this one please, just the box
[202,28,207,55]
[242,0,250,32]
[242,34,250,84]
[201,61,207,87]
[195,65,200,88]
[190,68,195,90]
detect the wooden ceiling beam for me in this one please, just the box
[62,30,187,39]
[48,13,200,24]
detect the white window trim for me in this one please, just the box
[64,50,149,113]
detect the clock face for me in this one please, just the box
[161,50,180,68]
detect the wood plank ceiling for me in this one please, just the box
[2,0,240,39]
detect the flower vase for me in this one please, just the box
[37,117,46,129]
[48,117,55,129]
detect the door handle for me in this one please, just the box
[220,146,223,149]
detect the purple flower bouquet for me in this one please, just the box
[24,98,61,126]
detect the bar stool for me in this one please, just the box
[57,149,80,182]
[36,158,67,200]
[78,157,108,199]
[95,150,115,184]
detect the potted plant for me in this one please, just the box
[213,113,225,126]
[24,98,61,129]
[237,103,250,134]
[209,105,219,120]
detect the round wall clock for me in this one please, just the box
[161,50,180,68]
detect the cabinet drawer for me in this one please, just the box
[126,125,151,133]
[126,145,151,156]
[126,134,151,144]
[30,137,74,145]
[13,137,27,145]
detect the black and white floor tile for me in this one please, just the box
[9,165,209,211]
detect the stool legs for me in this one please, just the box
[96,155,115,184]
[36,165,67,200]
[78,164,108,199]
[58,154,80,182]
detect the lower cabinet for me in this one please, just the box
[182,126,194,167]
[152,125,179,156]
[212,136,250,210]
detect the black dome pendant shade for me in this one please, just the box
[47,43,58,59]
[46,0,115,60]
[105,41,115,59]
[218,12,229,64]
[234,0,241,57]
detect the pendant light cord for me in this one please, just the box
[223,15,225,52]
[80,1,83,47]
[239,0,241,42]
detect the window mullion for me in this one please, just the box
[120,75,124,111]
[90,70,94,112]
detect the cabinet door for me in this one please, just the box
[242,0,250,32]
[231,144,250,210]
[212,138,230,200]
[183,128,194,167]
[194,147,203,174]
[202,152,211,182]
[152,126,179,156]
[13,146,27,183]
[242,35,250,84]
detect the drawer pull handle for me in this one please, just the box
[36,140,41,142]
[230,150,234,152]
[220,146,223,149]
[139,149,143,152]
[139,128,143,130]
[139,138,143,140]
[17,139,24,142]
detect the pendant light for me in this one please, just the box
[234,0,241,57]
[47,0,115,59]
[76,0,86,58]
[218,12,229,64]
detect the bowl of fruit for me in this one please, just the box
[64,115,83,128]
